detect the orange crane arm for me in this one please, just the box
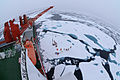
[20,6,54,35]
[32,6,54,21]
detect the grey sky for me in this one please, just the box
[0,0,120,32]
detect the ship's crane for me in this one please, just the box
[0,6,54,45]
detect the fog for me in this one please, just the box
[0,0,120,32]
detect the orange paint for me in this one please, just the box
[60,48,62,51]
[23,14,28,24]
[9,19,20,41]
[24,41,37,65]
[19,16,24,28]
[3,22,13,43]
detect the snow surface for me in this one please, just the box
[35,12,120,80]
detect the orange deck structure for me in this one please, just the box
[24,40,37,65]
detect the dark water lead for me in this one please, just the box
[67,40,71,43]
[84,34,110,50]
[51,27,57,29]
[42,29,64,35]
[67,34,78,40]
[84,34,98,43]
[116,71,120,77]
[57,24,62,27]
[93,63,98,66]
[42,29,79,40]
[100,70,103,73]
[118,63,120,66]
[67,40,75,45]
[42,29,90,47]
